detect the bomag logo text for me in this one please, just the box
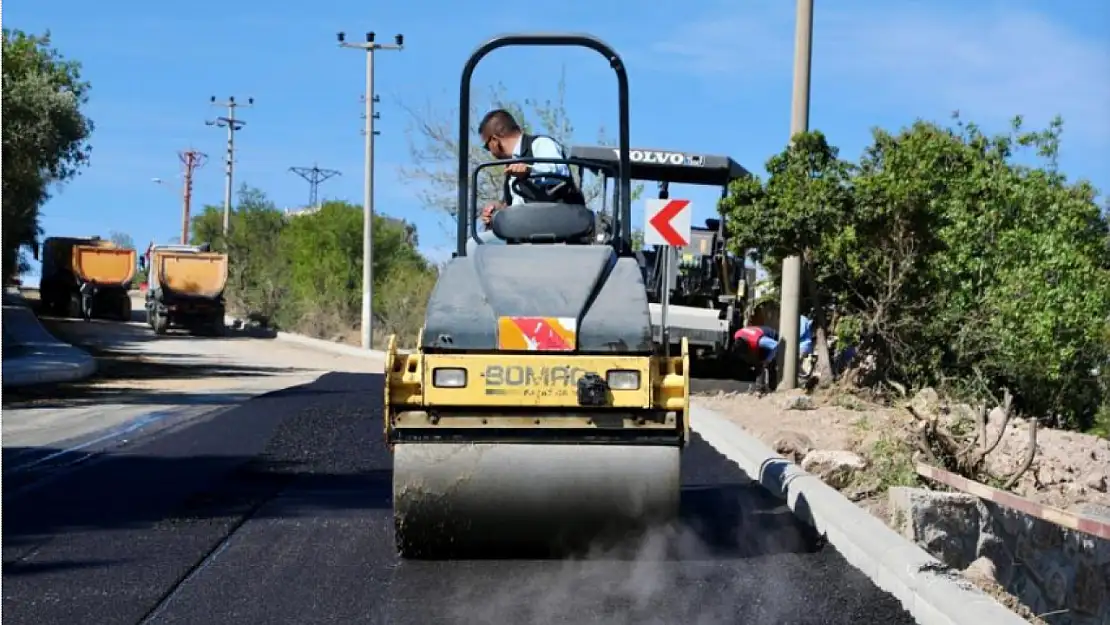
[484,365,595,387]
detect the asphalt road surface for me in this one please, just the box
[3,310,916,625]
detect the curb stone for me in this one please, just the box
[690,406,1029,625]
[271,329,387,361]
[2,303,98,388]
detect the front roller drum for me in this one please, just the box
[393,442,681,559]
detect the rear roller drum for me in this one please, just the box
[392,442,681,559]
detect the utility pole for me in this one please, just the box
[206,96,253,238]
[338,30,404,350]
[179,149,208,244]
[778,0,814,391]
[289,164,342,209]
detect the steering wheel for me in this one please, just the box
[509,172,581,204]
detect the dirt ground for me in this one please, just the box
[696,390,1110,516]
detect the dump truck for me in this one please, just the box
[384,34,690,559]
[143,244,228,336]
[567,145,757,378]
[39,236,136,320]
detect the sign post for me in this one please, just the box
[644,199,693,356]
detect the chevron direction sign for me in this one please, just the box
[644,199,692,247]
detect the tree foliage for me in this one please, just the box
[108,230,134,250]
[2,29,94,276]
[398,67,643,225]
[722,114,1110,431]
[190,185,436,345]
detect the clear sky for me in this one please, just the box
[10,0,1110,283]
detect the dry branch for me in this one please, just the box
[905,387,1038,490]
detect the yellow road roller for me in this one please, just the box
[384,33,690,559]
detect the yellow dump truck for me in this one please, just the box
[39,236,137,320]
[143,244,229,336]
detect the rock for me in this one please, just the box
[781,394,816,411]
[987,405,1009,425]
[910,387,942,418]
[772,431,815,463]
[1083,473,1107,493]
[963,556,998,585]
[800,450,866,489]
[888,486,980,569]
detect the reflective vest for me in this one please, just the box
[734,326,764,352]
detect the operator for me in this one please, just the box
[733,324,782,391]
[469,109,578,253]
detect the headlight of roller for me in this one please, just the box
[433,368,467,388]
[606,369,640,390]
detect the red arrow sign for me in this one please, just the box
[648,199,690,246]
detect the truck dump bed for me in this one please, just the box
[155,251,228,298]
[72,246,137,287]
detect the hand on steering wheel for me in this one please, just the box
[510,172,579,203]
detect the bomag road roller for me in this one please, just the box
[384,34,691,559]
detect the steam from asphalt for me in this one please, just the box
[436,495,814,625]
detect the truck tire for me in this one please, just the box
[118,296,132,322]
[152,310,169,335]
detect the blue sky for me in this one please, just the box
[11,0,1110,283]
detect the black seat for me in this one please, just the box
[490,203,596,244]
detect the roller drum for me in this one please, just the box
[393,442,681,558]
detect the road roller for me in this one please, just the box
[383,33,691,559]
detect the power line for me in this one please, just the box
[338,30,405,351]
[205,95,254,237]
[289,164,342,208]
[179,149,208,244]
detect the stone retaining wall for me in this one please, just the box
[890,487,1110,625]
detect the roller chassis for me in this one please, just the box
[382,34,692,560]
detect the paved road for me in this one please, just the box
[2,314,916,625]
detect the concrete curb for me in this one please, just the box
[2,303,99,388]
[271,330,387,361]
[690,406,1028,625]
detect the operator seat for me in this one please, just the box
[491,203,596,245]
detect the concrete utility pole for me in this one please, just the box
[206,96,254,238]
[289,164,342,209]
[338,30,404,350]
[778,0,814,391]
[179,149,208,245]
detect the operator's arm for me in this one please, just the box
[528,137,572,185]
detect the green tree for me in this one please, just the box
[722,115,1110,430]
[398,67,643,224]
[190,187,436,346]
[723,131,856,383]
[2,29,94,276]
[109,230,134,250]
[192,185,289,321]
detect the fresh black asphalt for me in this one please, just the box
[2,371,917,624]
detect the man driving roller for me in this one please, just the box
[471,109,578,250]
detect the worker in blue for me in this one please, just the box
[734,315,815,390]
[798,314,815,359]
[468,109,583,254]
[733,324,783,391]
